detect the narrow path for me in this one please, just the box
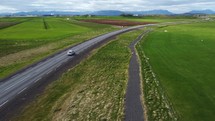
[125,30,150,121]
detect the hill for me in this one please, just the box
[186,9,215,14]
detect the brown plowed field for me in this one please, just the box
[0,22,18,29]
[81,19,156,26]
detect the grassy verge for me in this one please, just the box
[137,21,215,121]
[14,30,143,121]
[137,33,178,121]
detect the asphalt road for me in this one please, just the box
[125,30,151,121]
[0,24,155,109]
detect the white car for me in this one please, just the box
[67,49,75,56]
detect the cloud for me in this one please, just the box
[0,0,215,13]
[0,5,17,13]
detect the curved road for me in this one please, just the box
[0,24,155,109]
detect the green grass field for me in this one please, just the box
[0,17,90,40]
[137,21,215,121]
[0,17,116,79]
[14,30,143,121]
[0,17,93,57]
[0,17,113,56]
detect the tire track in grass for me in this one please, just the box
[43,18,49,30]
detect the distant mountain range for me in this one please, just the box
[185,9,215,14]
[127,10,173,15]
[91,10,124,16]
[0,9,215,16]
[2,11,89,16]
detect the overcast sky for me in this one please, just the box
[0,0,215,13]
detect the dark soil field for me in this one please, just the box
[0,22,19,29]
[81,19,155,26]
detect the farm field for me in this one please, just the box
[80,19,155,26]
[14,30,144,121]
[75,16,197,24]
[0,17,29,29]
[0,17,89,40]
[0,17,117,79]
[0,17,113,57]
[137,21,215,121]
